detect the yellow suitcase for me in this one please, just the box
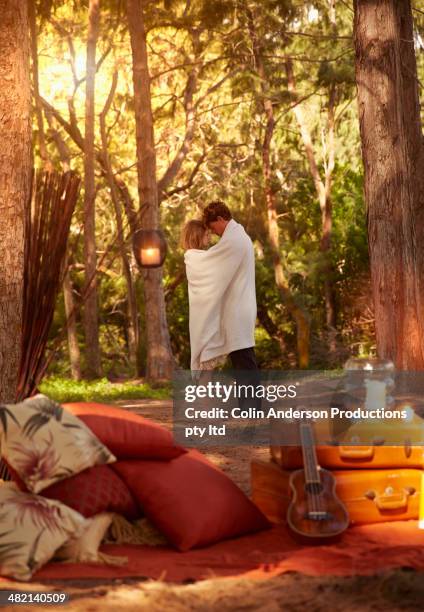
[251,459,421,525]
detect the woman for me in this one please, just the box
[181,219,210,252]
[182,220,227,371]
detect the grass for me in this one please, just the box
[39,377,171,404]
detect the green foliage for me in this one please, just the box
[39,377,171,403]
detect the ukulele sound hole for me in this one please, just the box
[305,482,323,495]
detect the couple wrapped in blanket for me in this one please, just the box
[182,201,258,374]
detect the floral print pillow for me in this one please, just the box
[0,395,116,493]
[0,484,87,581]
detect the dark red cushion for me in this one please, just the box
[63,402,185,461]
[113,451,270,551]
[42,464,140,519]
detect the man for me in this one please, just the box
[202,200,259,373]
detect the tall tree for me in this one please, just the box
[44,108,83,381]
[29,0,52,171]
[100,70,141,375]
[62,263,82,381]
[126,0,174,380]
[30,2,82,380]
[354,0,424,369]
[286,60,337,339]
[83,0,102,377]
[0,2,32,402]
[246,5,310,367]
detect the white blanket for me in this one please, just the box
[184,219,256,370]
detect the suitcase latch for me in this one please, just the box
[374,487,408,511]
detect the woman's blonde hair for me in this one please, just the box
[181,219,207,250]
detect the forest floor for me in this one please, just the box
[1,399,423,611]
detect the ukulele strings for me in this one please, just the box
[305,430,324,516]
[303,428,315,516]
[306,441,320,515]
[300,423,324,518]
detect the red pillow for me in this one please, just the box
[63,402,185,460]
[41,464,140,519]
[113,451,269,551]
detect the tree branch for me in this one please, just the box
[285,60,325,203]
[157,36,201,201]
[161,150,207,199]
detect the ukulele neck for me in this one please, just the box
[300,423,320,484]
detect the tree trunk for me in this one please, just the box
[126,0,174,381]
[247,7,310,367]
[63,260,82,381]
[83,0,102,378]
[285,60,337,336]
[321,83,337,337]
[100,70,141,376]
[31,0,82,380]
[257,305,286,354]
[44,99,84,379]
[0,2,32,402]
[354,0,424,369]
[29,0,52,172]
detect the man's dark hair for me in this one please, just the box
[202,201,232,225]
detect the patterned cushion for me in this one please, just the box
[0,483,87,581]
[42,465,140,519]
[0,395,116,493]
[55,513,113,563]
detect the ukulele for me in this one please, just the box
[287,422,349,541]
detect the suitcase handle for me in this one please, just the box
[339,446,374,459]
[374,490,408,511]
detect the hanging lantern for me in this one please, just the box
[133,229,167,269]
